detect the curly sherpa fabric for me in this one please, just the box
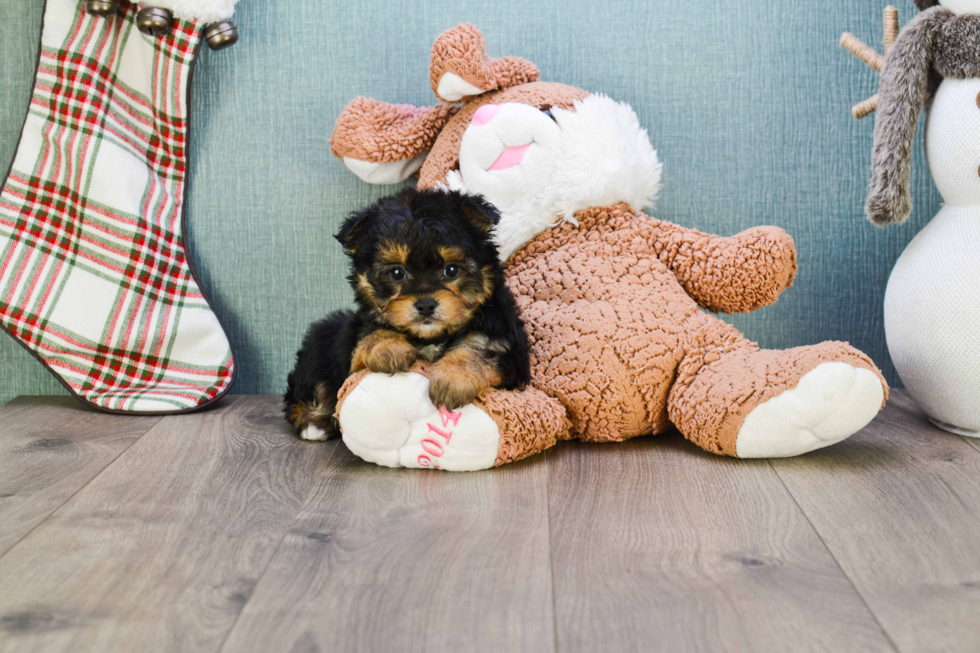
[503,203,878,451]
[632,218,798,313]
[429,24,540,103]
[476,387,569,466]
[330,98,458,164]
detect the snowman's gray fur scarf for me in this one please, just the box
[870,7,980,225]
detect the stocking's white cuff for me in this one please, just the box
[148,0,240,23]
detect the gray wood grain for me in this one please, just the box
[548,435,895,653]
[957,429,980,456]
[772,389,980,653]
[4,391,980,653]
[0,396,160,558]
[219,444,555,653]
[0,395,324,653]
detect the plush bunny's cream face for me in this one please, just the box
[457,103,563,218]
[939,0,980,14]
[444,95,664,261]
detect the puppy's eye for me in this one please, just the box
[389,267,406,282]
[444,263,460,279]
[541,108,557,122]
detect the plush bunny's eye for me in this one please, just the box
[541,108,557,122]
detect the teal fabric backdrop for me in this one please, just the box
[0,0,940,404]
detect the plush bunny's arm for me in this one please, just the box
[637,216,797,314]
[868,9,944,225]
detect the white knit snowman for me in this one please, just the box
[845,0,980,435]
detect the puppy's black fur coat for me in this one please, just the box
[284,189,530,439]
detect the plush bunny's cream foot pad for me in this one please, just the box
[338,373,501,471]
[735,363,885,458]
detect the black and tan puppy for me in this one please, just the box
[284,188,531,441]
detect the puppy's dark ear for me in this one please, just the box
[335,207,373,254]
[913,0,938,9]
[458,193,500,235]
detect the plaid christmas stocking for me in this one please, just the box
[0,0,237,413]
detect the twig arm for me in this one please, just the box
[840,6,903,120]
[841,33,884,72]
[884,6,900,54]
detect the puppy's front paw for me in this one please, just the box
[351,330,417,375]
[428,348,499,410]
[366,340,417,374]
[428,369,483,411]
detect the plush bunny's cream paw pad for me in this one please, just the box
[436,73,487,102]
[338,373,501,471]
[342,155,427,185]
[735,363,885,458]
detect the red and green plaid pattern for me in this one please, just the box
[0,0,235,413]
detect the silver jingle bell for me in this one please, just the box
[137,7,173,37]
[205,21,239,50]
[85,0,120,16]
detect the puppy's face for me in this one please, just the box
[337,190,501,340]
[363,239,492,339]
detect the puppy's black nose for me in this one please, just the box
[415,298,438,317]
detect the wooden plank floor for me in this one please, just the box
[0,390,978,653]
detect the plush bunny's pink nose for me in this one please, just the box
[472,104,500,126]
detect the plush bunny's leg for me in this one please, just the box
[336,364,568,471]
[668,321,887,458]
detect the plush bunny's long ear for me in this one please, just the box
[429,24,540,103]
[330,98,458,184]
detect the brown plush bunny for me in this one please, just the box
[321,24,888,471]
